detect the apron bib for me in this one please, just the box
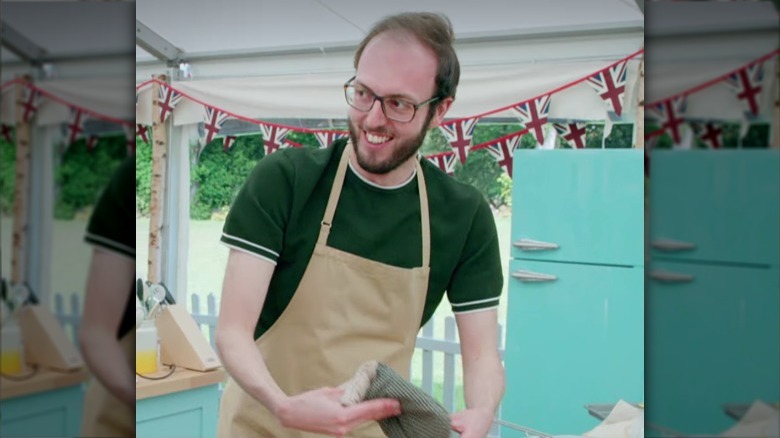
[81,327,135,437]
[218,142,431,437]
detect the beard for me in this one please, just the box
[348,115,430,175]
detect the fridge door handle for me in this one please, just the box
[511,269,558,282]
[650,238,697,252]
[513,238,560,251]
[649,270,695,283]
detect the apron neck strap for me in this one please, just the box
[318,141,431,268]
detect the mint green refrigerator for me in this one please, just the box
[501,149,645,436]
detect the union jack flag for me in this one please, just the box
[19,87,41,123]
[553,122,588,149]
[586,60,629,116]
[646,96,687,144]
[259,123,290,156]
[693,121,724,149]
[158,84,183,123]
[315,130,348,149]
[222,135,236,151]
[136,124,150,143]
[424,151,458,176]
[65,107,86,146]
[512,95,550,145]
[724,63,764,117]
[438,117,479,164]
[203,106,229,145]
[473,132,523,178]
[1,124,13,143]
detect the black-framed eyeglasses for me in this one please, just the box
[344,76,439,123]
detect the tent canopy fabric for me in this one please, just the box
[134,0,645,124]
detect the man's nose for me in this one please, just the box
[364,98,389,127]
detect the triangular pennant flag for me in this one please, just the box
[19,87,41,123]
[315,130,348,149]
[553,122,587,149]
[122,124,136,154]
[512,95,550,145]
[424,151,458,176]
[66,107,86,146]
[158,84,183,123]
[136,124,150,143]
[586,60,629,116]
[259,123,290,156]
[222,135,236,151]
[438,117,479,164]
[646,96,687,144]
[86,135,99,151]
[203,106,229,145]
[725,62,764,117]
[693,121,724,149]
[1,124,13,143]
[474,132,523,178]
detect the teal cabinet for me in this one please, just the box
[510,150,644,267]
[0,384,84,437]
[136,384,221,438]
[502,150,645,436]
[646,260,780,436]
[649,150,779,265]
[502,259,644,436]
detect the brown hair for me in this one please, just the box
[353,12,460,102]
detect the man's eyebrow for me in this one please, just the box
[354,80,415,101]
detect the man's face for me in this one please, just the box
[348,32,449,176]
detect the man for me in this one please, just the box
[216,12,504,438]
[79,153,135,437]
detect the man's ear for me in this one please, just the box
[428,97,454,129]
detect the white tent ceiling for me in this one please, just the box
[134,0,645,123]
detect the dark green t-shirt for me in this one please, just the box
[84,154,135,339]
[221,139,503,339]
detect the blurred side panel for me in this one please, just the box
[1,2,135,438]
[645,1,779,437]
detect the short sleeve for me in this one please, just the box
[85,155,135,259]
[220,151,294,265]
[446,199,503,314]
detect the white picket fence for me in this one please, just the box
[54,291,507,437]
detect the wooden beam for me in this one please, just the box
[11,76,32,285]
[148,75,169,284]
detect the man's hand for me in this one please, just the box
[451,407,495,438]
[274,387,401,437]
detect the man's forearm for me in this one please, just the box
[463,351,505,413]
[79,331,135,406]
[216,328,288,413]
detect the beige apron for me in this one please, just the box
[218,141,431,438]
[80,327,135,437]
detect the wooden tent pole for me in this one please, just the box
[11,76,32,286]
[148,75,169,284]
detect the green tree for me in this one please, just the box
[0,138,15,215]
[54,135,127,219]
[190,134,264,219]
